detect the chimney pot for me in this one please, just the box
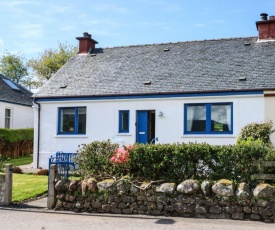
[83,32,89,37]
[260,13,268,20]
[270,16,275,21]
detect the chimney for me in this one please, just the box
[76,32,98,54]
[256,13,275,40]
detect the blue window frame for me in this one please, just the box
[119,110,129,133]
[58,107,86,134]
[184,103,233,134]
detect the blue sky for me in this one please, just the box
[0,0,275,59]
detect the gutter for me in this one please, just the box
[32,99,41,168]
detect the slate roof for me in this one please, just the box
[0,74,33,106]
[34,36,275,98]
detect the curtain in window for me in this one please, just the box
[186,106,195,131]
[225,105,232,131]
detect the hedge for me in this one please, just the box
[0,128,34,158]
[75,140,275,184]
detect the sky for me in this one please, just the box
[1,0,275,60]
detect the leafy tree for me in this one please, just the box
[0,52,28,84]
[27,42,77,87]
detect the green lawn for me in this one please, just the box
[5,156,33,166]
[12,173,48,202]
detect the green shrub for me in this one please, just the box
[75,140,273,184]
[236,121,275,145]
[74,140,119,178]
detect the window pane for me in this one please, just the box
[5,109,11,117]
[78,108,86,134]
[5,109,11,129]
[211,104,231,132]
[60,108,75,132]
[121,111,129,131]
[187,105,206,132]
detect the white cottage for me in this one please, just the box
[0,74,33,129]
[33,14,275,169]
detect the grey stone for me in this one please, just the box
[92,201,102,209]
[253,184,275,198]
[177,180,200,194]
[232,212,244,220]
[122,209,132,214]
[116,179,131,195]
[257,200,268,207]
[97,179,116,192]
[155,183,176,194]
[83,202,91,209]
[195,206,207,214]
[55,179,68,191]
[251,214,261,220]
[201,181,211,196]
[102,204,111,212]
[111,208,122,214]
[69,180,80,192]
[151,210,161,215]
[209,205,222,214]
[118,202,127,209]
[75,202,83,209]
[86,178,97,192]
[212,179,234,197]
[259,208,272,216]
[236,182,250,200]
[243,206,251,213]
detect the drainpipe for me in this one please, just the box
[32,99,40,168]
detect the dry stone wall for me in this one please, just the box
[53,177,275,223]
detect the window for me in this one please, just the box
[5,108,11,129]
[184,103,233,134]
[3,79,20,91]
[58,107,86,134]
[119,110,129,133]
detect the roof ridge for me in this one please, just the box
[102,36,258,49]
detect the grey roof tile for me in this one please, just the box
[0,74,33,106]
[34,37,275,98]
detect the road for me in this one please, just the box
[0,208,274,230]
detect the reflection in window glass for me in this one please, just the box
[186,105,206,132]
[59,107,86,134]
[5,108,11,129]
[211,105,231,132]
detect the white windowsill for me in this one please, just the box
[116,133,132,136]
[181,135,237,138]
[55,135,89,138]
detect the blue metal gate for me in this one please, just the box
[48,151,77,179]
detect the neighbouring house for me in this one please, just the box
[0,74,33,129]
[33,13,275,169]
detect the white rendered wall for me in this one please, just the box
[264,93,275,145]
[0,102,33,129]
[34,94,265,169]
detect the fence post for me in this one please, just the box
[47,164,57,209]
[3,164,12,206]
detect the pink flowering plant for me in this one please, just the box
[110,145,134,165]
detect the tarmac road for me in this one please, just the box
[0,208,274,230]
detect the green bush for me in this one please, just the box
[236,121,275,145]
[74,140,119,178]
[75,140,273,184]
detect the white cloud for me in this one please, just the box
[1,0,36,8]
[16,24,43,39]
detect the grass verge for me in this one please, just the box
[5,156,33,166]
[12,173,48,203]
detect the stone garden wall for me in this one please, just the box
[53,176,275,223]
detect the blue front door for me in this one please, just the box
[136,111,148,144]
